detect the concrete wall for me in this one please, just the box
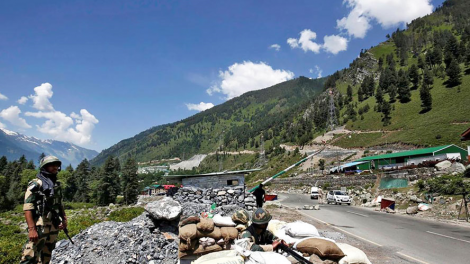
[182,174,245,189]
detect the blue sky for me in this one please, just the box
[0,0,445,151]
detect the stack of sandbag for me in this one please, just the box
[267,220,299,245]
[336,243,372,264]
[285,221,320,238]
[294,237,345,262]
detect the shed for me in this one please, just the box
[356,145,468,169]
[164,169,261,189]
[329,161,370,173]
[461,128,470,162]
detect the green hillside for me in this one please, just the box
[328,0,470,149]
[92,77,326,165]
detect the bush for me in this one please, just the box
[108,207,145,222]
[417,179,426,191]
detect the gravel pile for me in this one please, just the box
[52,203,181,264]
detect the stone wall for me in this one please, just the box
[173,186,245,208]
[272,174,377,189]
[181,175,245,189]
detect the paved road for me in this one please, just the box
[279,193,470,264]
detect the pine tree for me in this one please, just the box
[97,156,120,206]
[38,153,46,164]
[382,100,391,126]
[347,85,353,102]
[375,86,384,105]
[466,43,470,66]
[418,56,425,71]
[420,83,432,113]
[432,47,442,67]
[389,84,397,103]
[397,69,411,103]
[65,164,74,173]
[408,64,420,90]
[446,58,462,87]
[121,158,139,205]
[358,86,364,102]
[26,160,35,170]
[423,68,434,87]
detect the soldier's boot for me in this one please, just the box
[20,237,45,264]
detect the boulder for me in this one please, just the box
[217,191,227,196]
[406,206,419,215]
[435,160,452,171]
[449,162,466,174]
[314,205,320,210]
[145,197,182,221]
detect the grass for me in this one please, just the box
[0,203,145,264]
[369,41,396,61]
[335,62,470,149]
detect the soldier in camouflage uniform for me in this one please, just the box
[20,156,67,264]
[241,208,286,252]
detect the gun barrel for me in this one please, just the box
[278,244,313,264]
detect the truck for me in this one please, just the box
[310,187,319,199]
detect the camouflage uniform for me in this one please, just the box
[20,178,64,264]
[241,208,277,252]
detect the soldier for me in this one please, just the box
[20,156,67,264]
[252,183,266,208]
[241,208,287,252]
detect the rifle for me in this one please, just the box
[37,190,74,244]
[277,243,313,264]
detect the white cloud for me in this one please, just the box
[26,109,99,145]
[186,102,215,112]
[0,122,5,128]
[338,0,433,38]
[309,66,323,79]
[207,61,295,100]
[269,44,281,51]
[322,35,348,54]
[0,93,7,100]
[287,29,322,53]
[0,106,32,129]
[17,96,28,105]
[29,83,54,111]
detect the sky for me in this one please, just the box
[0,0,445,151]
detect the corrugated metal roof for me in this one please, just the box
[165,169,261,178]
[356,145,453,161]
[330,161,369,172]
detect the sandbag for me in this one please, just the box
[193,256,245,264]
[199,237,216,249]
[285,221,320,238]
[193,244,223,255]
[296,238,345,261]
[337,243,372,264]
[213,214,237,227]
[267,220,287,236]
[180,224,198,244]
[180,239,198,252]
[235,224,247,232]
[216,238,225,246]
[232,209,250,224]
[198,217,215,232]
[192,250,240,263]
[180,215,200,227]
[245,251,291,264]
[293,237,335,249]
[221,227,239,243]
[197,226,222,240]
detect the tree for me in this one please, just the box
[68,159,91,202]
[318,159,325,174]
[38,153,46,164]
[423,67,434,87]
[417,55,425,71]
[382,100,391,126]
[65,164,74,173]
[389,84,397,103]
[347,85,353,102]
[446,59,462,87]
[26,160,35,170]
[358,86,364,102]
[408,64,420,90]
[97,156,120,206]
[375,86,384,106]
[121,158,139,205]
[397,69,411,103]
[420,83,433,113]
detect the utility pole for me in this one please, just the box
[219,130,224,172]
[328,88,337,131]
[259,133,266,167]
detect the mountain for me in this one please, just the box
[92,76,326,165]
[0,128,99,167]
[323,0,470,149]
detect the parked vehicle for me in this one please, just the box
[327,190,352,205]
[310,187,319,199]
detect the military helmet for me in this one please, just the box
[40,156,62,169]
[251,208,272,225]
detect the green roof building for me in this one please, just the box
[355,145,468,170]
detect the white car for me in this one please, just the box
[327,190,352,205]
[310,187,319,199]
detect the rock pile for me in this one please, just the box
[51,200,182,264]
[173,186,245,208]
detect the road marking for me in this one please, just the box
[397,252,431,264]
[296,211,382,247]
[346,211,369,217]
[426,231,470,244]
